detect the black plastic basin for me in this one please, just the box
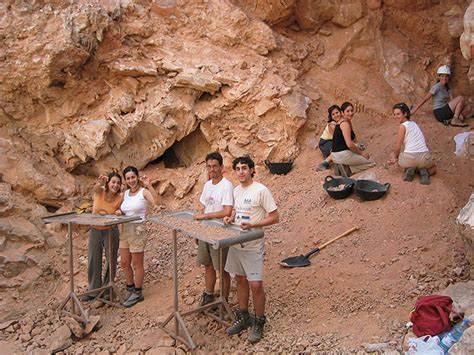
[355,180,390,201]
[264,160,294,175]
[323,175,355,200]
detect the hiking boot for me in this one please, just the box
[79,293,96,302]
[419,169,430,185]
[123,285,135,301]
[226,309,252,335]
[403,167,416,182]
[122,290,144,308]
[248,315,266,344]
[199,292,216,307]
[315,161,330,171]
[449,118,468,127]
[443,119,451,126]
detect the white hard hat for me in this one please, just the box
[437,65,451,75]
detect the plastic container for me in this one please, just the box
[355,180,390,201]
[323,175,355,200]
[438,318,470,354]
[264,160,294,175]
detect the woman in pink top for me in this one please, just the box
[119,166,159,308]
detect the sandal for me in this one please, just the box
[449,118,469,127]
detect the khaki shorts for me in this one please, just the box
[398,152,433,169]
[120,223,147,253]
[225,246,264,281]
[197,240,228,271]
[331,150,376,173]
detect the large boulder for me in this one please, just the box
[460,1,474,83]
[457,193,474,279]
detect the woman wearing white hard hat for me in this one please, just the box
[411,65,471,127]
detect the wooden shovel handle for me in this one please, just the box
[318,226,359,250]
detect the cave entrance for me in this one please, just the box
[147,147,183,168]
[147,128,211,169]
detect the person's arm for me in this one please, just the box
[194,205,233,220]
[93,175,108,194]
[388,124,406,165]
[341,121,369,159]
[141,175,159,205]
[328,122,336,136]
[241,210,279,230]
[223,208,236,225]
[412,92,432,115]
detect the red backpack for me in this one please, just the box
[410,295,458,336]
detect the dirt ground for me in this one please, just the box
[3,110,470,354]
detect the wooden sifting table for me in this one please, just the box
[42,212,141,323]
[148,210,264,350]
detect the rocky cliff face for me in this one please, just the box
[0,0,472,317]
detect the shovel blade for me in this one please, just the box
[279,255,311,268]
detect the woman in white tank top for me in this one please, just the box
[388,103,436,185]
[119,166,159,307]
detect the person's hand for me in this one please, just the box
[194,213,205,220]
[361,151,370,159]
[223,216,232,225]
[98,175,108,186]
[140,175,151,187]
[357,143,366,151]
[240,222,253,230]
[387,153,397,165]
[115,209,122,216]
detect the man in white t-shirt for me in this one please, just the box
[194,152,234,306]
[224,155,279,344]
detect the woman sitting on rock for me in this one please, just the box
[388,103,436,185]
[119,166,159,308]
[411,65,471,127]
[330,101,376,175]
[315,105,341,171]
[81,172,123,302]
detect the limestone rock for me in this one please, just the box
[295,0,335,30]
[457,193,474,278]
[151,0,177,17]
[174,69,222,94]
[0,217,44,244]
[445,5,465,38]
[460,1,474,83]
[451,326,474,354]
[332,1,364,28]
[254,98,277,116]
[47,324,72,353]
[130,329,174,352]
[232,0,295,25]
[441,281,474,315]
[111,58,158,77]
[280,92,311,119]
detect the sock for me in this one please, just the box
[205,291,214,296]
[126,284,135,291]
[135,287,143,293]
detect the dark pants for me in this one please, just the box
[319,138,333,159]
[88,227,119,294]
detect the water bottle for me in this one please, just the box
[438,318,470,354]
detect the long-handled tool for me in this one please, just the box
[279,226,359,268]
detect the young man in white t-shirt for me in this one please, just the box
[224,156,279,344]
[194,152,234,306]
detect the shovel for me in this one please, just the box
[279,226,359,268]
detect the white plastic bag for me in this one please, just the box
[406,335,444,354]
[454,132,473,157]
